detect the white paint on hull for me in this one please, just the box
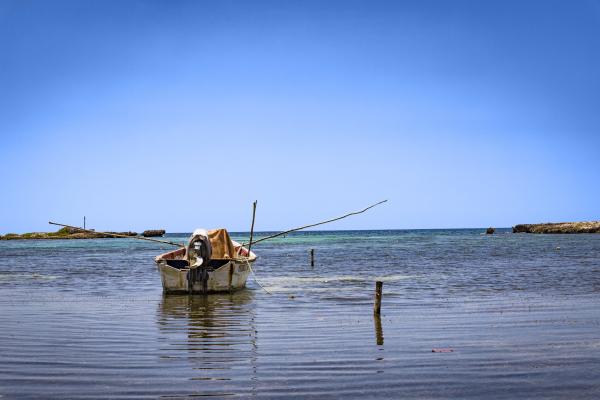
[156,260,253,293]
[155,239,256,294]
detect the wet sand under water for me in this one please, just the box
[0,229,599,399]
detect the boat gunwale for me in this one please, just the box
[154,240,257,264]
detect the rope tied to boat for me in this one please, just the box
[238,255,271,295]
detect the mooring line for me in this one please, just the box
[242,257,271,295]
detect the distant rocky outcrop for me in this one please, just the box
[513,221,600,234]
[143,229,166,237]
[0,227,138,240]
[486,227,495,234]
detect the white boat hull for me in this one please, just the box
[156,259,253,293]
[155,239,256,294]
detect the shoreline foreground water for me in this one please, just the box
[1,229,599,399]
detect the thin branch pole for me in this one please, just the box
[247,200,387,246]
[48,221,184,247]
[247,201,257,255]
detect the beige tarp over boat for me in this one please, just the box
[207,229,238,260]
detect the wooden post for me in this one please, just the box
[374,281,383,315]
[310,248,315,267]
[248,201,257,255]
[83,216,86,230]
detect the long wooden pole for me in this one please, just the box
[246,200,387,246]
[247,200,257,255]
[48,221,184,247]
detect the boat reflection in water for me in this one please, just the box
[156,291,257,398]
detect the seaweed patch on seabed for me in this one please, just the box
[262,274,414,292]
[0,272,59,282]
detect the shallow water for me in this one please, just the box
[1,229,599,399]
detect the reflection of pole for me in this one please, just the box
[310,249,314,267]
[374,314,384,345]
[250,293,258,398]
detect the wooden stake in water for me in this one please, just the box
[248,201,257,255]
[310,248,315,267]
[374,281,383,315]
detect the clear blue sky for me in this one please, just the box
[1,0,599,233]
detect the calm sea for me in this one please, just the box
[1,229,599,399]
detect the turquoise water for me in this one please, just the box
[1,229,599,399]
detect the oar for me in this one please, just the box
[48,221,184,247]
[242,199,388,246]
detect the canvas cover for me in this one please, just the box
[208,228,237,260]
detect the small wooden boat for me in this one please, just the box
[154,228,257,294]
[49,200,386,295]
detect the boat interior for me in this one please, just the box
[155,229,253,270]
[159,248,233,270]
[164,258,231,270]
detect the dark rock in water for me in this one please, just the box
[513,221,600,234]
[486,227,495,234]
[143,229,166,237]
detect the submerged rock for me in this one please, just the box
[513,221,600,234]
